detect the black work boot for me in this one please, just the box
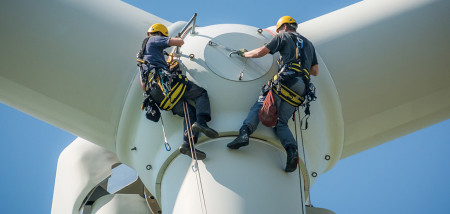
[179,143,206,160]
[192,122,219,138]
[285,145,299,172]
[227,125,250,149]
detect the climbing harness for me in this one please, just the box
[295,36,304,61]
[159,74,188,110]
[183,101,208,214]
[271,74,306,107]
[270,32,315,108]
[160,116,171,151]
[143,71,189,111]
[137,37,150,67]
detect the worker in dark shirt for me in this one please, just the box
[138,23,219,160]
[227,16,319,172]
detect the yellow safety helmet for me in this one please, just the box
[147,23,169,37]
[276,16,297,32]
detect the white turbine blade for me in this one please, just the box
[301,0,450,157]
[0,0,170,151]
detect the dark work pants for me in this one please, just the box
[171,81,212,146]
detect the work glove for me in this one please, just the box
[237,48,248,57]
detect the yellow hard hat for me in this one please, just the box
[276,16,297,32]
[147,23,169,37]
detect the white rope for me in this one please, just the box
[298,109,311,206]
[293,110,305,214]
[183,102,208,214]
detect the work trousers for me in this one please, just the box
[243,77,306,149]
[170,81,212,146]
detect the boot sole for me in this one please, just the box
[192,124,219,138]
[179,146,206,160]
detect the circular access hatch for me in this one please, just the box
[204,32,274,81]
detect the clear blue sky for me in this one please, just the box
[1,0,449,213]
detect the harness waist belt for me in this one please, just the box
[286,62,310,81]
[145,72,188,111]
[271,74,305,107]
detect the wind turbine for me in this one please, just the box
[0,0,448,213]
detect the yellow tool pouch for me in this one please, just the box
[158,74,188,111]
[271,75,305,107]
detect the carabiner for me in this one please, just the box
[191,162,199,172]
[164,142,171,151]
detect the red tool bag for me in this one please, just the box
[258,90,278,127]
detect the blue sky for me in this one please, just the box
[1,0,449,213]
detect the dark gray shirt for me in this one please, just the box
[265,31,318,71]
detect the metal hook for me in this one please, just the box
[191,162,199,172]
[164,142,171,151]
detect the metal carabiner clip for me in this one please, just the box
[191,162,199,172]
[164,142,171,151]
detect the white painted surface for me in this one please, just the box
[162,138,305,214]
[115,23,342,213]
[203,28,274,81]
[0,0,169,152]
[91,194,150,214]
[51,138,120,214]
[0,0,448,213]
[300,0,450,157]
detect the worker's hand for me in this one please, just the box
[237,48,248,57]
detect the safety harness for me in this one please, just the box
[270,33,316,108]
[137,37,188,111]
[137,37,149,67]
[271,62,311,107]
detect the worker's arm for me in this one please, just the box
[310,64,319,76]
[168,37,184,47]
[244,46,270,58]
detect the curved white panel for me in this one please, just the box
[0,0,170,151]
[300,0,450,157]
[162,139,305,214]
[91,194,150,214]
[51,138,120,214]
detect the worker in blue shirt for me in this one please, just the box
[138,23,219,160]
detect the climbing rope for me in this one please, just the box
[298,108,311,206]
[182,101,208,214]
[293,110,305,214]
